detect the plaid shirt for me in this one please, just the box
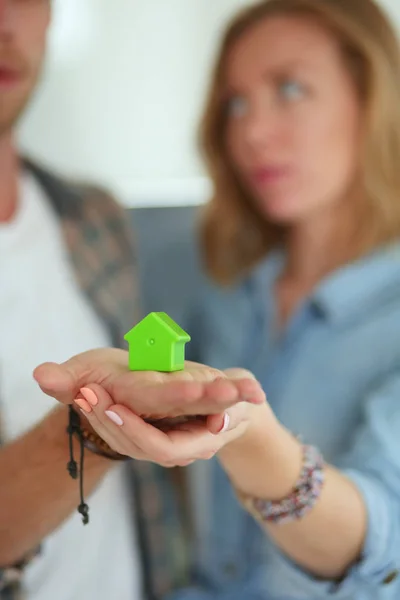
[0,160,190,600]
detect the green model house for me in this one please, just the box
[124,312,191,372]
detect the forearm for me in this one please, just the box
[266,464,366,578]
[218,421,367,580]
[0,405,112,566]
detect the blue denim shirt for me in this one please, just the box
[144,240,400,600]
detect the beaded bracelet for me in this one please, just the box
[236,443,325,525]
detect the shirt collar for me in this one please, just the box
[22,157,83,220]
[248,242,400,324]
[313,243,400,322]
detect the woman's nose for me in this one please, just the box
[242,103,279,151]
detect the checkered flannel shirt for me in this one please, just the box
[0,160,190,600]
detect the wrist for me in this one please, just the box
[66,406,128,525]
[70,406,129,462]
[219,410,302,501]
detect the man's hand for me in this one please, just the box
[33,348,265,421]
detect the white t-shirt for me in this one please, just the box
[0,172,143,600]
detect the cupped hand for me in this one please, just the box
[69,381,270,467]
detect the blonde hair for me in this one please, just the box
[198,0,400,285]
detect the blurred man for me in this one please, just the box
[0,2,186,599]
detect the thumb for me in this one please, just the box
[33,361,80,405]
[207,402,250,435]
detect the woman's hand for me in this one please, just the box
[69,381,272,467]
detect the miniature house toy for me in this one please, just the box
[124,312,191,372]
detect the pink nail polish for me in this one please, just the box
[105,411,124,427]
[80,387,98,407]
[219,413,230,433]
[74,398,92,413]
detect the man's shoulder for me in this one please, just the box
[22,157,124,220]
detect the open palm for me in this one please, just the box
[33,348,265,421]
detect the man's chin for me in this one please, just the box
[0,96,33,138]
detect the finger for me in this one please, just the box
[76,397,120,453]
[106,404,220,465]
[162,375,262,415]
[112,375,262,419]
[207,412,230,435]
[74,386,114,443]
[77,383,115,413]
[223,367,257,380]
[188,376,263,416]
[77,387,177,460]
[109,378,217,418]
[34,362,79,405]
[101,404,181,461]
[33,348,128,404]
[223,368,266,403]
[229,378,266,404]
[75,384,141,457]
[204,375,265,404]
[206,401,250,435]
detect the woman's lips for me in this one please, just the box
[250,166,291,186]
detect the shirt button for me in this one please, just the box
[382,570,399,585]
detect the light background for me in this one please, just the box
[16,0,400,207]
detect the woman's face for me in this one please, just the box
[223,15,361,225]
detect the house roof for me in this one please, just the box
[124,311,191,343]
[155,312,191,341]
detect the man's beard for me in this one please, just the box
[0,92,33,136]
[0,52,44,137]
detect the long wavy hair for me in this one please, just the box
[198,0,400,284]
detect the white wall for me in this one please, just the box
[17,0,400,207]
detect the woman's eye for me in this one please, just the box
[226,95,248,118]
[279,80,305,101]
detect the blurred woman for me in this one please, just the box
[40,0,400,598]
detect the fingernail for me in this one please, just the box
[74,397,92,413]
[219,412,230,433]
[105,410,124,427]
[80,387,98,407]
